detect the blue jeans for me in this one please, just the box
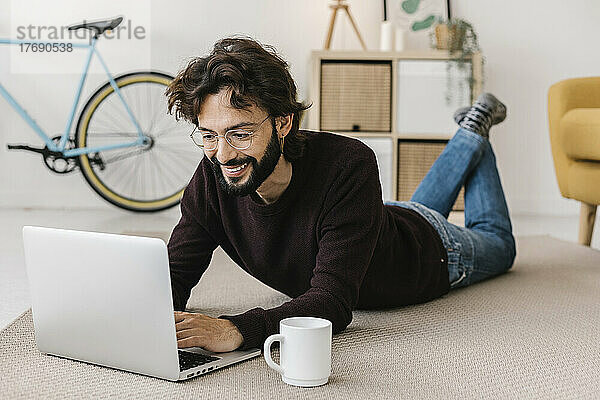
[385,128,516,289]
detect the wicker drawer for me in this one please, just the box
[320,60,392,132]
[397,140,465,211]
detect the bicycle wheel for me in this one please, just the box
[75,71,202,212]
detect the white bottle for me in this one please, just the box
[380,21,395,51]
[394,27,406,52]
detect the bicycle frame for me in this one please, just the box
[0,36,146,157]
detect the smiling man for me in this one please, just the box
[165,37,516,353]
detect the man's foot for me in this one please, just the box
[453,101,506,125]
[454,93,507,138]
[453,107,470,125]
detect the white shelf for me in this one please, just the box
[307,50,483,203]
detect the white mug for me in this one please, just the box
[263,317,332,387]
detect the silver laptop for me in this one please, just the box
[22,226,260,381]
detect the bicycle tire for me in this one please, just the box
[75,71,201,212]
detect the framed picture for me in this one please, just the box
[385,0,449,48]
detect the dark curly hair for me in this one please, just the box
[165,36,312,161]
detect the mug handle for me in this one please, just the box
[263,334,285,375]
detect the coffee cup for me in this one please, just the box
[263,317,332,387]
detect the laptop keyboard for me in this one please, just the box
[178,350,221,371]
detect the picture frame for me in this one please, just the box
[385,0,450,48]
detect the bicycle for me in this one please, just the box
[0,16,200,212]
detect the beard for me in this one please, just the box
[209,126,282,197]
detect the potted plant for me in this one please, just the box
[430,18,484,105]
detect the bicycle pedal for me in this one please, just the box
[7,144,47,154]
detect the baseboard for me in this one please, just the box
[508,196,580,216]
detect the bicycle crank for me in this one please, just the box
[7,135,79,174]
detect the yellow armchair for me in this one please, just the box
[548,77,600,246]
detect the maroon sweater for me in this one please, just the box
[168,131,449,350]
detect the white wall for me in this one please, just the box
[452,0,600,216]
[0,0,595,215]
[0,0,380,210]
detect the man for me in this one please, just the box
[165,37,516,353]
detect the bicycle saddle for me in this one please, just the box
[68,16,123,37]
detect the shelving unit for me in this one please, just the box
[306,50,483,212]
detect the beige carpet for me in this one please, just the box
[1,235,599,399]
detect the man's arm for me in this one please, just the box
[220,150,384,349]
[169,197,246,352]
[168,174,218,311]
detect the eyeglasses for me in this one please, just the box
[190,115,271,151]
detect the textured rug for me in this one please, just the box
[1,235,599,399]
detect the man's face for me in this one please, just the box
[197,90,281,197]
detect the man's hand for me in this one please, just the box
[174,311,244,353]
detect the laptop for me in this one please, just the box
[22,226,261,381]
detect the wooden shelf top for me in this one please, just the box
[311,49,480,61]
[302,129,454,141]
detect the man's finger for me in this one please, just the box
[175,320,194,330]
[174,313,187,322]
[178,336,204,349]
[176,328,199,340]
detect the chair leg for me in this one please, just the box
[578,202,597,246]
